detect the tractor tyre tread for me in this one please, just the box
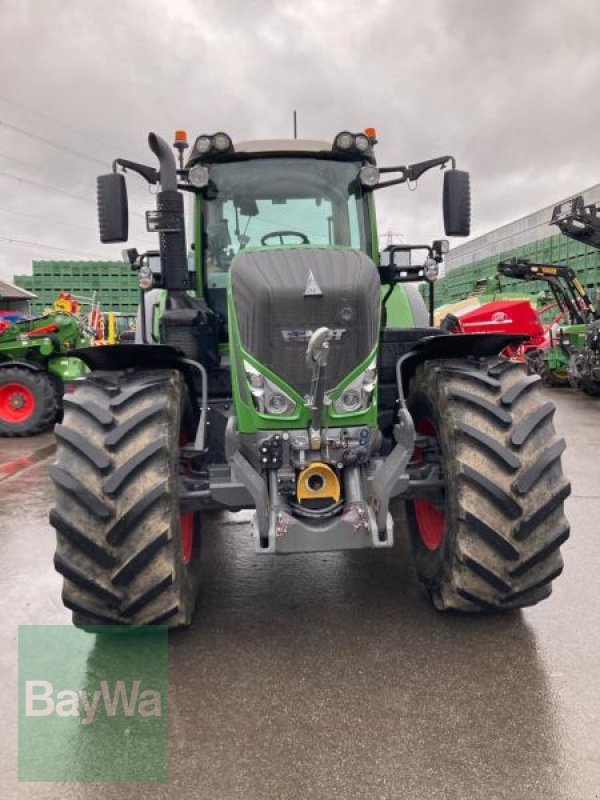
[49,368,200,629]
[406,356,570,613]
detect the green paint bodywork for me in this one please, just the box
[382,284,417,327]
[0,313,88,381]
[544,345,570,374]
[48,356,88,381]
[366,192,379,263]
[171,161,421,434]
[227,279,379,434]
[544,324,588,376]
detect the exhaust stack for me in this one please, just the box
[147,132,191,302]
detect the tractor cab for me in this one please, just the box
[195,139,375,328]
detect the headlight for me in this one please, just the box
[333,131,374,155]
[193,132,234,159]
[188,165,210,188]
[194,135,213,154]
[334,131,354,150]
[244,360,296,416]
[213,132,233,152]
[339,389,361,412]
[359,164,380,187]
[354,134,370,152]
[333,359,377,414]
[138,265,154,291]
[265,392,293,415]
[423,258,439,283]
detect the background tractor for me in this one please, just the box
[497,257,597,386]
[0,310,88,436]
[437,257,596,386]
[551,196,600,395]
[49,129,570,629]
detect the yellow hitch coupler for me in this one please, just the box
[296,462,341,503]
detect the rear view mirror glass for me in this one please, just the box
[97,173,128,243]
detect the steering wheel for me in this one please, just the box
[260,230,310,246]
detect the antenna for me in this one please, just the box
[293,110,298,139]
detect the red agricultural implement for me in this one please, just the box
[440,297,556,364]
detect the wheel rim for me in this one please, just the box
[179,429,195,565]
[413,417,446,551]
[180,508,195,565]
[0,383,35,424]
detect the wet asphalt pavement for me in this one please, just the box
[1,388,599,799]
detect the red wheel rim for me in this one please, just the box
[180,509,195,565]
[0,383,35,423]
[413,417,445,551]
[179,429,195,565]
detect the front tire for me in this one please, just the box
[581,376,600,396]
[406,356,570,612]
[49,369,201,629]
[0,367,58,436]
[540,360,569,388]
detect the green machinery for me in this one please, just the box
[0,312,87,435]
[551,196,600,395]
[48,129,570,629]
[497,257,598,386]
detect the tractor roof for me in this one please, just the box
[187,136,375,166]
[233,139,333,155]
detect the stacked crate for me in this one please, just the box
[431,184,600,307]
[13,261,139,314]
[433,235,600,307]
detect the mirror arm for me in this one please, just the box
[387,244,434,258]
[379,165,408,174]
[376,156,457,190]
[406,155,455,182]
[112,158,159,185]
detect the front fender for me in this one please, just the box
[0,359,43,372]
[69,345,203,426]
[397,333,527,405]
[71,344,183,371]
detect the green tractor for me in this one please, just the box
[48,130,570,628]
[0,312,87,436]
[497,257,597,387]
[551,196,600,395]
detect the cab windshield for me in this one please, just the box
[202,157,368,274]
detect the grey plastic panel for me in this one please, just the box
[404,284,429,327]
[231,247,380,395]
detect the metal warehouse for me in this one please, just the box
[435,183,600,306]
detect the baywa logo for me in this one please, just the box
[19,625,168,782]
[25,678,162,725]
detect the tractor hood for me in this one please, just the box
[229,247,380,396]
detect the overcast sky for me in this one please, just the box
[0,0,598,283]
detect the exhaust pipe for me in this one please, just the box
[147,132,191,301]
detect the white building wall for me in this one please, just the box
[445,184,600,272]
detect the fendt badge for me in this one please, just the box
[304,270,323,296]
[282,329,346,343]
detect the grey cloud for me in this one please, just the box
[0,0,597,281]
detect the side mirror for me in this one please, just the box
[97,173,129,243]
[443,169,471,237]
